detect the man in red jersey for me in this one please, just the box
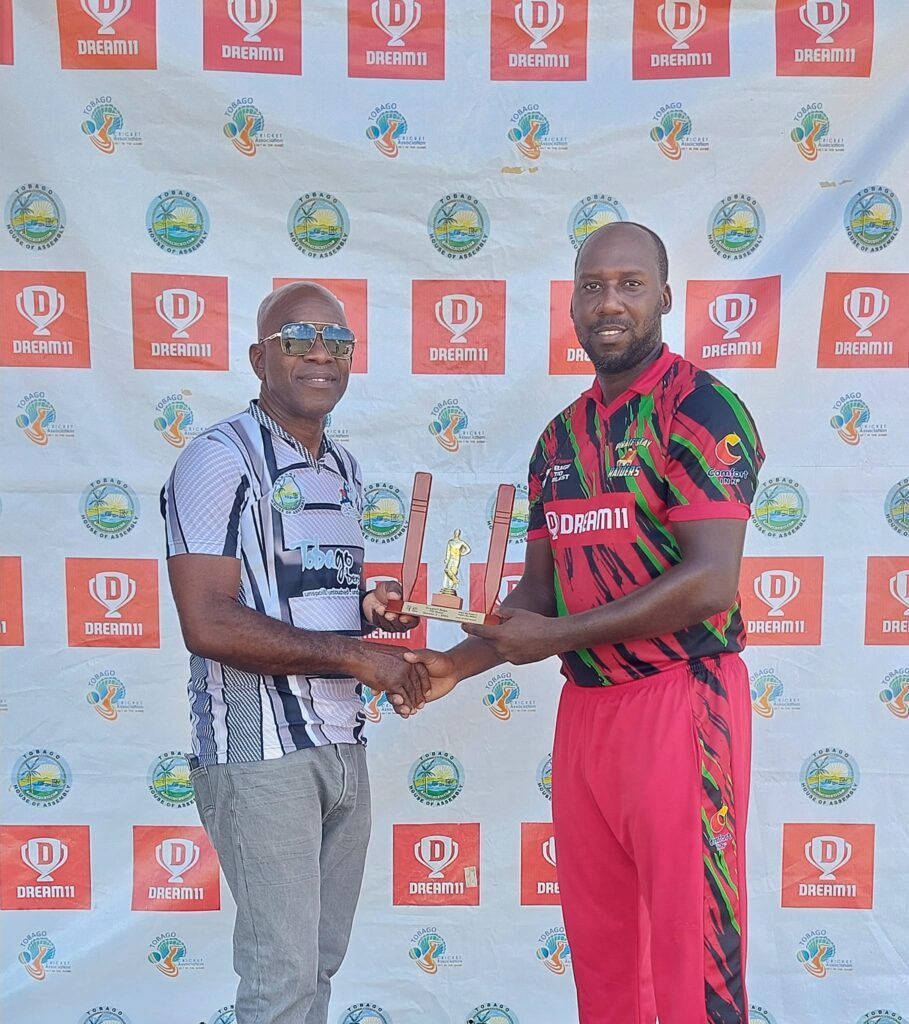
[401,222,764,1024]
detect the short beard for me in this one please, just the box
[579,307,663,375]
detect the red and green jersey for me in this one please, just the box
[527,345,764,686]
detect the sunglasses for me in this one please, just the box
[259,322,357,359]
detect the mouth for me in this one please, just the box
[296,375,338,387]
[593,324,629,339]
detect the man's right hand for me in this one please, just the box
[355,644,430,713]
[398,649,461,712]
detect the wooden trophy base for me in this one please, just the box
[385,597,503,626]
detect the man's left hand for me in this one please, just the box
[461,607,562,664]
[362,581,420,634]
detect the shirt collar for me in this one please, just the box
[582,343,677,410]
[248,399,334,464]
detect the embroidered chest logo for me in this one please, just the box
[608,437,652,478]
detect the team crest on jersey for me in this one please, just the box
[271,471,306,515]
[338,479,361,518]
[6,185,65,250]
[844,186,901,252]
[609,437,651,477]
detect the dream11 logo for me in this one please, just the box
[0,271,91,368]
[632,0,732,80]
[740,558,824,645]
[203,0,303,75]
[817,274,909,368]
[57,0,157,70]
[490,0,589,81]
[348,0,446,80]
[685,276,781,369]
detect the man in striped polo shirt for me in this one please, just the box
[405,223,764,1024]
[162,281,427,1024]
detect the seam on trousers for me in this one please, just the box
[325,744,347,819]
[226,765,263,1024]
[684,665,710,1024]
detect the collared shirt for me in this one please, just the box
[527,345,765,686]
[162,400,367,764]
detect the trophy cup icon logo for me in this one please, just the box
[227,0,277,42]
[754,569,800,617]
[843,286,889,338]
[81,0,131,34]
[799,0,850,43]
[155,838,201,884]
[435,294,484,343]
[16,286,66,336]
[372,0,422,45]
[708,293,757,340]
[21,838,69,882]
[414,834,459,878]
[541,835,557,868]
[514,0,564,48]
[156,288,206,339]
[889,570,909,616]
[89,571,137,619]
[804,834,852,880]
[657,0,707,49]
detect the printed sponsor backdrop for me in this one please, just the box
[1,2,908,1023]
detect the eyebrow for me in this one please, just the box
[576,267,652,278]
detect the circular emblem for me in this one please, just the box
[752,477,808,538]
[16,394,56,446]
[750,669,784,719]
[80,478,140,539]
[147,752,194,808]
[148,934,187,975]
[271,471,306,515]
[78,1011,131,1024]
[13,750,71,807]
[858,1013,906,1024]
[567,193,628,250]
[429,401,468,452]
[428,193,490,259]
[87,672,127,720]
[537,752,553,801]
[749,1006,778,1024]
[801,748,858,804]
[18,933,57,979]
[288,192,349,257]
[224,101,264,156]
[409,929,446,972]
[708,194,764,259]
[885,478,909,537]
[208,1008,236,1024]
[409,751,464,805]
[486,484,529,543]
[845,186,901,251]
[154,396,195,448]
[484,674,520,721]
[147,190,209,255]
[650,107,692,159]
[82,100,123,154]
[367,106,408,157]
[879,668,909,719]
[536,927,571,972]
[362,483,407,543]
[467,1004,519,1024]
[5,184,65,249]
[797,931,836,976]
[339,1004,392,1024]
[830,396,870,445]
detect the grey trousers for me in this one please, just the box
[190,743,371,1024]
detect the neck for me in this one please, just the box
[257,393,324,458]
[595,342,663,406]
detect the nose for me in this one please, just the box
[593,286,625,316]
[301,334,335,363]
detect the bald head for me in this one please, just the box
[575,222,669,286]
[256,281,346,339]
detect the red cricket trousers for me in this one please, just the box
[551,655,751,1024]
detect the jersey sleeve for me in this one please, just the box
[162,435,251,558]
[527,432,550,542]
[664,382,765,523]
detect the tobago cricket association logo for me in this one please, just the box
[483,672,535,719]
[0,825,92,910]
[77,1009,132,1024]
[87,669,143,720]
[490,0,589,82]
[366,101,426,157]
[154,391,201,448]
[1,271,91,368]
[521,823,559,905]
[393,823,480,906]
[740,557,824,645]
[408,926,462,973]
[18,930,71,980]
[567,193,627,249]
[632,0,732,80]
[5,184,65,250]
[466,1005,519,1024]
[790,102,843,160]
[412,280,506,374]
[650,102,709,160]
[885,478,909,537]
[132,273,230,371]
[879,668,909,719]
[80,478,140,540]
[752,478,808,538]
[750,667,799,718]
[81,96,142,153]
[288,192,349,257]
[536,926,571,974]
[203,0,302,75]
[146,189,210,255]
[830,392,886,444]
[362,483,407,543]
[339,1004,392,1024]
[223,98,284,156]
[782,822,875,909]
[844,186,901,252]
[775,0,874,77]
[507,104,567,162]
[132,825,221,911]
[16,392,74,445]
[12,750,71,808]
[708,194,765,259]
[360,685,392,722]
[428,194,490,259]
[685,276,781,369]
[537,752,553,801]
[801,747,859,805]
[865,557,909,645]
[409,751,464,806]
[816,273,909,368]
[428,398,485,452]
[796,928,852,977]
[348,0,445,80]
[57,0,157,70]
[147,752,194,809]
[147,931,203,976]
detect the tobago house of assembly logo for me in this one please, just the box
[684,276,781,369]
[362,484,407,543]
[487,485,529,543]
[632,0,731,80]
[80,478,140,540]
[78,1009,132,1024]
[408,926,462,973]
[348,0,445,79]
[796,928,852,977]
[537,752,553,801]
[801,747,859,805]
[412,280,506,373]
[790,102,843,160]
[364,562,428,648]
[57,0,157,70]
[507,104,567,161]
[830,392,886,444]
[750,1008,778,1024]
[203,0,302,75]
[750,667,799,718]
[708,194,764,259]
[1,271,91,368]
[339,1005,392,1024]
[5,184,65,249]
[855,1015,906,1024]
[775,0,874,77]
[650,102,709,160]
[207,1009,236,1024]
[223,98,284,156]
[865,557,909,645]
[132,825,220,911]
[393,823,480,906]
[16,392,74,445]
[428,194,490,259]
[81,96,142,153]
[490,0,589,81]
[521,822,559,905]
[817,273,909,368]
[87,669,144,719]
[739,556,824,645]
[147,190,210,255]
[409,751,464,805]
[844,186,901,252]
[466,1005,519,1024]
[880,668,909,719]
[147,752,194,808]
[288,192,349,257]
[0,825,92,909]
[885,478,909,537]
[567,193,627,249]
[536,926,571,974]
[752,478,808,539]
[274,275,369,373]
[0,556,25,647]
[782,822,874,909]
[18,930,71,980]
[12,750,71,808]
[366,101,426,157]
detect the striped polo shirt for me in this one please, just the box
[162,400,367,764]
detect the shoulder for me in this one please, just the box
[661,356,753,420]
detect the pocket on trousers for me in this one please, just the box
[190,767,215,821]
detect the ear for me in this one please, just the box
[249,342,265,381]
[661,283,672,315]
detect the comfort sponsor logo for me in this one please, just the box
[739,557,824,645]
[65,558,160,648]
[782,823,874,909]
[393,823,479,906]
[132,273,229,370]
[203,0,301,75]
[363,562,428,648]
[817,273,909,368]
[775,0,873,77]
[632,0,731,80]
[0,0,12,64]
[468,562,524,617]
[132,826,220,911]
[274,277,367,373]
[684,276,780,369]
[57,0,157,70]
[544,496,635,548]
[348,0,445,79]
[412,280,506,374]
[865,557,909,644]
[521,823,559,904]
[0,556,25,646]
[408,927,462,972]
[0,825,91,909]
[491,0,588,81]
[830,392,886,444]
[797,928,853,977]
[18,930,72,980]
[81,96,143,153]
[790,102,844,160]
[548,279,590,374]
[0,271,91,367]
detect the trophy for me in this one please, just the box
[385,472,516,625]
